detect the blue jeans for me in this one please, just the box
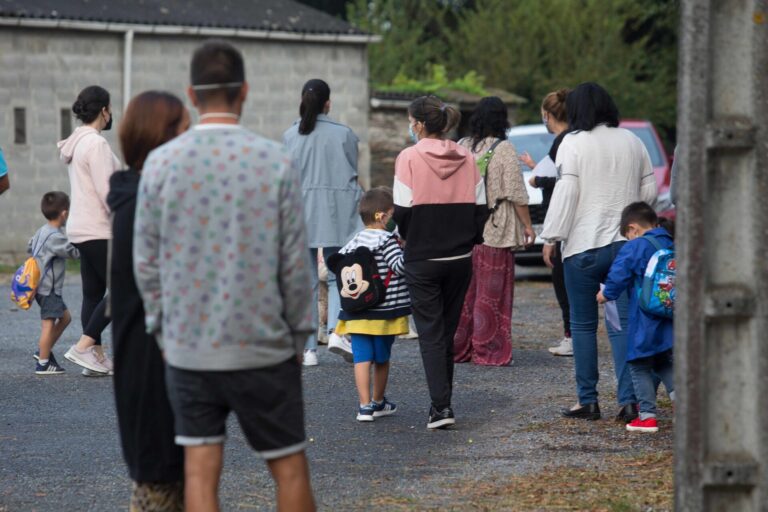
[629,350,674,420]
[564,242,636,407]
[305,247,341,351]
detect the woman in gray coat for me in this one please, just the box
[283,78,363,366]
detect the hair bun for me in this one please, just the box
[72,100,84,115]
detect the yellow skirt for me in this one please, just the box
[335,317,409,336]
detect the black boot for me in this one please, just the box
[614,403,639,423]
[561,402,601,420]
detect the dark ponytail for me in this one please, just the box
[407,95,460,137]
[72,85,110,124]
[299,79,330,135]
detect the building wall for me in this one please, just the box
[0,27,370,259]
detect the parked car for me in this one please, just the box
[507,120,674,264]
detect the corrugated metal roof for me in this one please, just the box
[0,0,367,35]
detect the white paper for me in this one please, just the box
[600,284,622,332]
[532,155,558,178]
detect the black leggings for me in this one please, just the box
[551,243,571,338]
[74,240,111,345]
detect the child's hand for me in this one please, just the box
[596,291,607,304]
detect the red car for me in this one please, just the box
[618,119,675,219]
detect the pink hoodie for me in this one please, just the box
[57,126,121,243]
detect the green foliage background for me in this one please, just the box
[347,0,678,147]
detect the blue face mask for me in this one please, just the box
[408,123,419,144]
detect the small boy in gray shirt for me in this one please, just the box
[29,192,80,374]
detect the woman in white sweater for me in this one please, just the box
[540,82,657,422]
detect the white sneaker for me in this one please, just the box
[328,333,354,363]
[302,349,318,366]
[64,345,110,374]
[82,369,111,377]
[548,337,573,356]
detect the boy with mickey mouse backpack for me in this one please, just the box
[326,187,411,422]
[13,192,80,374]
[597,202,675,433]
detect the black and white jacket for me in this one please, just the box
[336,229,411,321]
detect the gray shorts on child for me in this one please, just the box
[35,294,67,320]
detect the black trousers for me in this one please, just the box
[405,257,473,410]
[551,243,571,337]
[74,240,111,344]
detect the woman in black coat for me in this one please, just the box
[107,91,190,511]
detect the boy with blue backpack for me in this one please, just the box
[16,192,80,374]
[597,202,675,433]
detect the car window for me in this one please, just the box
[507,133,555,164]
[624,127,663,167]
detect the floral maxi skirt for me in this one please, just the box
[453,244,514,366]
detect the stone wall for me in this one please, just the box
[0,28,370,259]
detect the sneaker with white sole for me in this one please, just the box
[548,337,573,356]
[427,406,455,429]
[302,349,318,367]
[82,368,111,377]
[372,398,397,417]
[35,359,66,375]
[64,346,110,374]
[356,403,375,422]
[328,333,353,363]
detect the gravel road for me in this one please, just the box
[0,277,672,511]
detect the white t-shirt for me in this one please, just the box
[539,124,657,259]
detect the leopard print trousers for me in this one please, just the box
[129,481,183,512]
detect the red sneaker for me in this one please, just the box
[626,417,659,433]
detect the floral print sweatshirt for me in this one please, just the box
[134,125,314,371]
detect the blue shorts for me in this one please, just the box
[350,334,395,364]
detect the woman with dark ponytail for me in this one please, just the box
[283,79,363,366]
[58,85,121,376]
[393,95,488,429]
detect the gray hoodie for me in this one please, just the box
[28,224,80,296]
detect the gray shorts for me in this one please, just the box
[35,293,67,320]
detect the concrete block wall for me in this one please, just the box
[0,28,370,259]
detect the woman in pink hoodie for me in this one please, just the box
[59,85,120,376]
[393,95,488,430]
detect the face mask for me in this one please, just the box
[408,123,419,144]
[103,111,113,131]
[385,218,397,232]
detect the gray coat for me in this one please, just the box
[28,224,80,296]
[283,114,363,248]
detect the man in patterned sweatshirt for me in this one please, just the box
[134,40,315,512]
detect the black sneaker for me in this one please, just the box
[35,359,66,375]
[427,406,455,429]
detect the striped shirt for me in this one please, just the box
[337,229,411,321]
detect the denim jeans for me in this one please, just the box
[305,247,341,351]
[563,242,636,406]
[629,350,674,420]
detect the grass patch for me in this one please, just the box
[459,451,673,511]
[0,260,80,275]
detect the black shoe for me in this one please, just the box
[427,406,455,429]
[561,402,601,420]
[614,403,639,423]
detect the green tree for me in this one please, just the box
[447,0,678,144]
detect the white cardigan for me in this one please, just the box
[540,125,657,259]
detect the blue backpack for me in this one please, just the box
[638,235,676,319]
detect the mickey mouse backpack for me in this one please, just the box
[326,247,392,313]
[638,235,676,319]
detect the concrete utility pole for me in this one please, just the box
[676,1,768,510]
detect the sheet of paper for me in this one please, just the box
[600,284,622,332]
[532,155,558,178]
